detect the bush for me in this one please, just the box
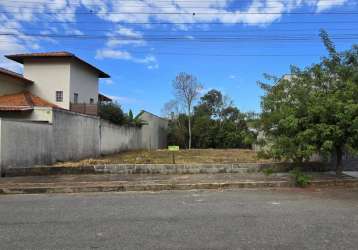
[290,168,311,187]
[98,102,126,125]
[262,167,274,176]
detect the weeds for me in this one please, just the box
[290,168,312,187]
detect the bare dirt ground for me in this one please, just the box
[55,149,272,167]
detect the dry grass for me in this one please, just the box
[54,149,271,167]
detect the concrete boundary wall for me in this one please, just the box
[0,109,167,175]
[52,109,100,161]
[0,119,53,175]
[100,120,142,155]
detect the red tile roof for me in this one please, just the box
[0,67,33,84]
[6,51,110,78]
[0,91,59,111]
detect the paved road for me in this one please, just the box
[0,189,358,250]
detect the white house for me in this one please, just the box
[0,51,111,120]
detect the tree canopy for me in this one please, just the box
[166,89,257,149]
[259,30,358,175]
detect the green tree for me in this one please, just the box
[259,30,358,175]
[98,102,126,125]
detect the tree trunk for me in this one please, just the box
[335,146,343,176]
[188,105,192,149]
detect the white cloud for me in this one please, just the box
[0,0,350,72]
[103,79,114,85]
[316,0,348,12]
[107,95,142,104]
[96,49,132,60]
[229,75,236,80]
[96,49,159,69]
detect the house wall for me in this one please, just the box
[0,75,27,96]
[70,60,99,104]
[139,111,168,149]
[24,58,71,109]
[100,120,142,154]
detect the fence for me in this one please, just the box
[70,103,98,116]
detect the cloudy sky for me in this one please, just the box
[0,0,356,115]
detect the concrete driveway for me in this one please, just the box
[0,189,358,249]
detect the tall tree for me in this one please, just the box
[259,30,358,175]
[172,72,203,149]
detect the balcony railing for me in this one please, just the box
[70,103,98,116]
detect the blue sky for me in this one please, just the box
[0,0,357,116]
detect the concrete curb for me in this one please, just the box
[1,179,357,195]
[4,162,327,177]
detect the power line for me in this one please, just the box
[0,44,325,57]
[4,0,356,4]
[2,32,358,41]
[1,10,358,15]
[3,27,356,33]
[3,0,355,4]
[2,20,358,25]
[2,2,356,9]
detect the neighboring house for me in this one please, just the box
[0,52,169,172]
[0,51,111,119]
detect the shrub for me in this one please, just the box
[98,102,126,125]
[290,168,311,187]
[262,167,274,176]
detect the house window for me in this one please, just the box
[89,98,94,104]
[56,91,63,102]
[74,93,79,104]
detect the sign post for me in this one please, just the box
[168,146,179,164]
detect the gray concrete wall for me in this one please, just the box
[0,107,53,123]
[52,109,100,162]
[138,111,168,150]
[0,119,53,175]
[0,110,168,172]
[100,120,142,155]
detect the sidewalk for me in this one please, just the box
[1,173,357,194]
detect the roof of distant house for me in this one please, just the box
[98,93,112,102]
[5,51,110,78]
[136,110,168,121]
[0,91,60,111]
[0,67,34,84]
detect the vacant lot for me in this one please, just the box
[56,149,271,167]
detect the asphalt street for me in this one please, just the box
[0,188,358,249]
